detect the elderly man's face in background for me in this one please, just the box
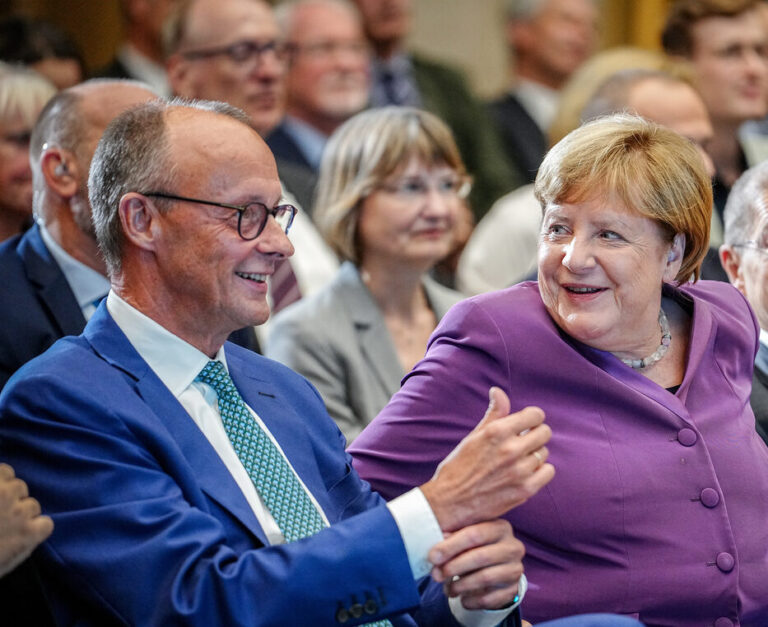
[510,0,598,87]
[352,0,411,49]
[284,1,370,130]
[723,197,768,332]
[168,0,286,136]
[688,7,768,125]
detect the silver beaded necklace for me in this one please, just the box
[620,308,671,369]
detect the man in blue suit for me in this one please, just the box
[0,98,558,626]
[0,79,261,391]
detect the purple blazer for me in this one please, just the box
[350,280,768,625]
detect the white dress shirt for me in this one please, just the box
[105,292,519,626]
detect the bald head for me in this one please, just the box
[30,79,158,271]
[166,0,286,135]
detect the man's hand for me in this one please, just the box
[0,463,53,577]
[429,519,524,610]
[421,386,554,532]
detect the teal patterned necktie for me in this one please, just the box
[196,361,393,626]
[196,360,325,542]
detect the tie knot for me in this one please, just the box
[195,360,233,397]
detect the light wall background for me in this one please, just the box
[5,0,672,98]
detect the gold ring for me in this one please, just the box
[533,449,545,466]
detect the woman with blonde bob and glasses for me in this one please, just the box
[267,107,466,442]
[350,114,768,624]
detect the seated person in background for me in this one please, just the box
[487,0,598,186]
[719,161,768,444]
[352,0,520,222]
[0,79,165,391]
[0,63,56,244]
[0,97,561,626]
[351,114,768,625]
[458,60,718,294]
[0,16,85,89]
[267,106,465,442]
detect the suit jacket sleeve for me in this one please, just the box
[0,343,452,626]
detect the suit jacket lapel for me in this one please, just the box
[20,226,86,337]
[84,309,269,545]
[338,264,404,396]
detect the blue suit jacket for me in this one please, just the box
[0,225,259,391]
[0,225,85,390]
[0,306,470,626]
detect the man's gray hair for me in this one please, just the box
[504,0,546,20]
[88,97,252,277]
[723,161,768,247]
[30,79,157,219]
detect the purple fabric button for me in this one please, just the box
[701,488,720,508]
[716,552,735,573]
[714,618,734,627]
[677,428,697,446]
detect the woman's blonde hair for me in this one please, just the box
[0,62,56,126]
[314,106,467,264]
[535,113,711,282]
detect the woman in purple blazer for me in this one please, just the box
[349,114,768,626]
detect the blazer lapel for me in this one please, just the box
[20,226,85,337]
[84,310,269,545]
[338,264,404,396]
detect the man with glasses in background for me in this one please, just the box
[719,161,768,445]
[266,0,370,178]
[0,97,570,626]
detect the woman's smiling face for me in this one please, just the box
[537,194,684,355]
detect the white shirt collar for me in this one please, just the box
[513,79,560,132]
[106,291,225,397]
[282,116,328,171]
[38,223,111,312]
[117,44,170,97]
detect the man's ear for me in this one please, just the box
[720,244,745,292]
[166,54,191,98]
[40,149,79,199]
[119,192,164,254]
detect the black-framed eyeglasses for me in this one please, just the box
[732,241,768,256]
[180,39,289,65]
[142,192,297,241]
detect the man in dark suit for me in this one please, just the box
[0,97,563,626]
[719,160,768,445]
[267,0,370,181]
[92,0,177,96]
[487,0,597,185]
[0,79,158,390]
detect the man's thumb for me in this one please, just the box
[480,386,511,425]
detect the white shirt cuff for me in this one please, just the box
[386,488,524,627]
[449,574,525,627]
